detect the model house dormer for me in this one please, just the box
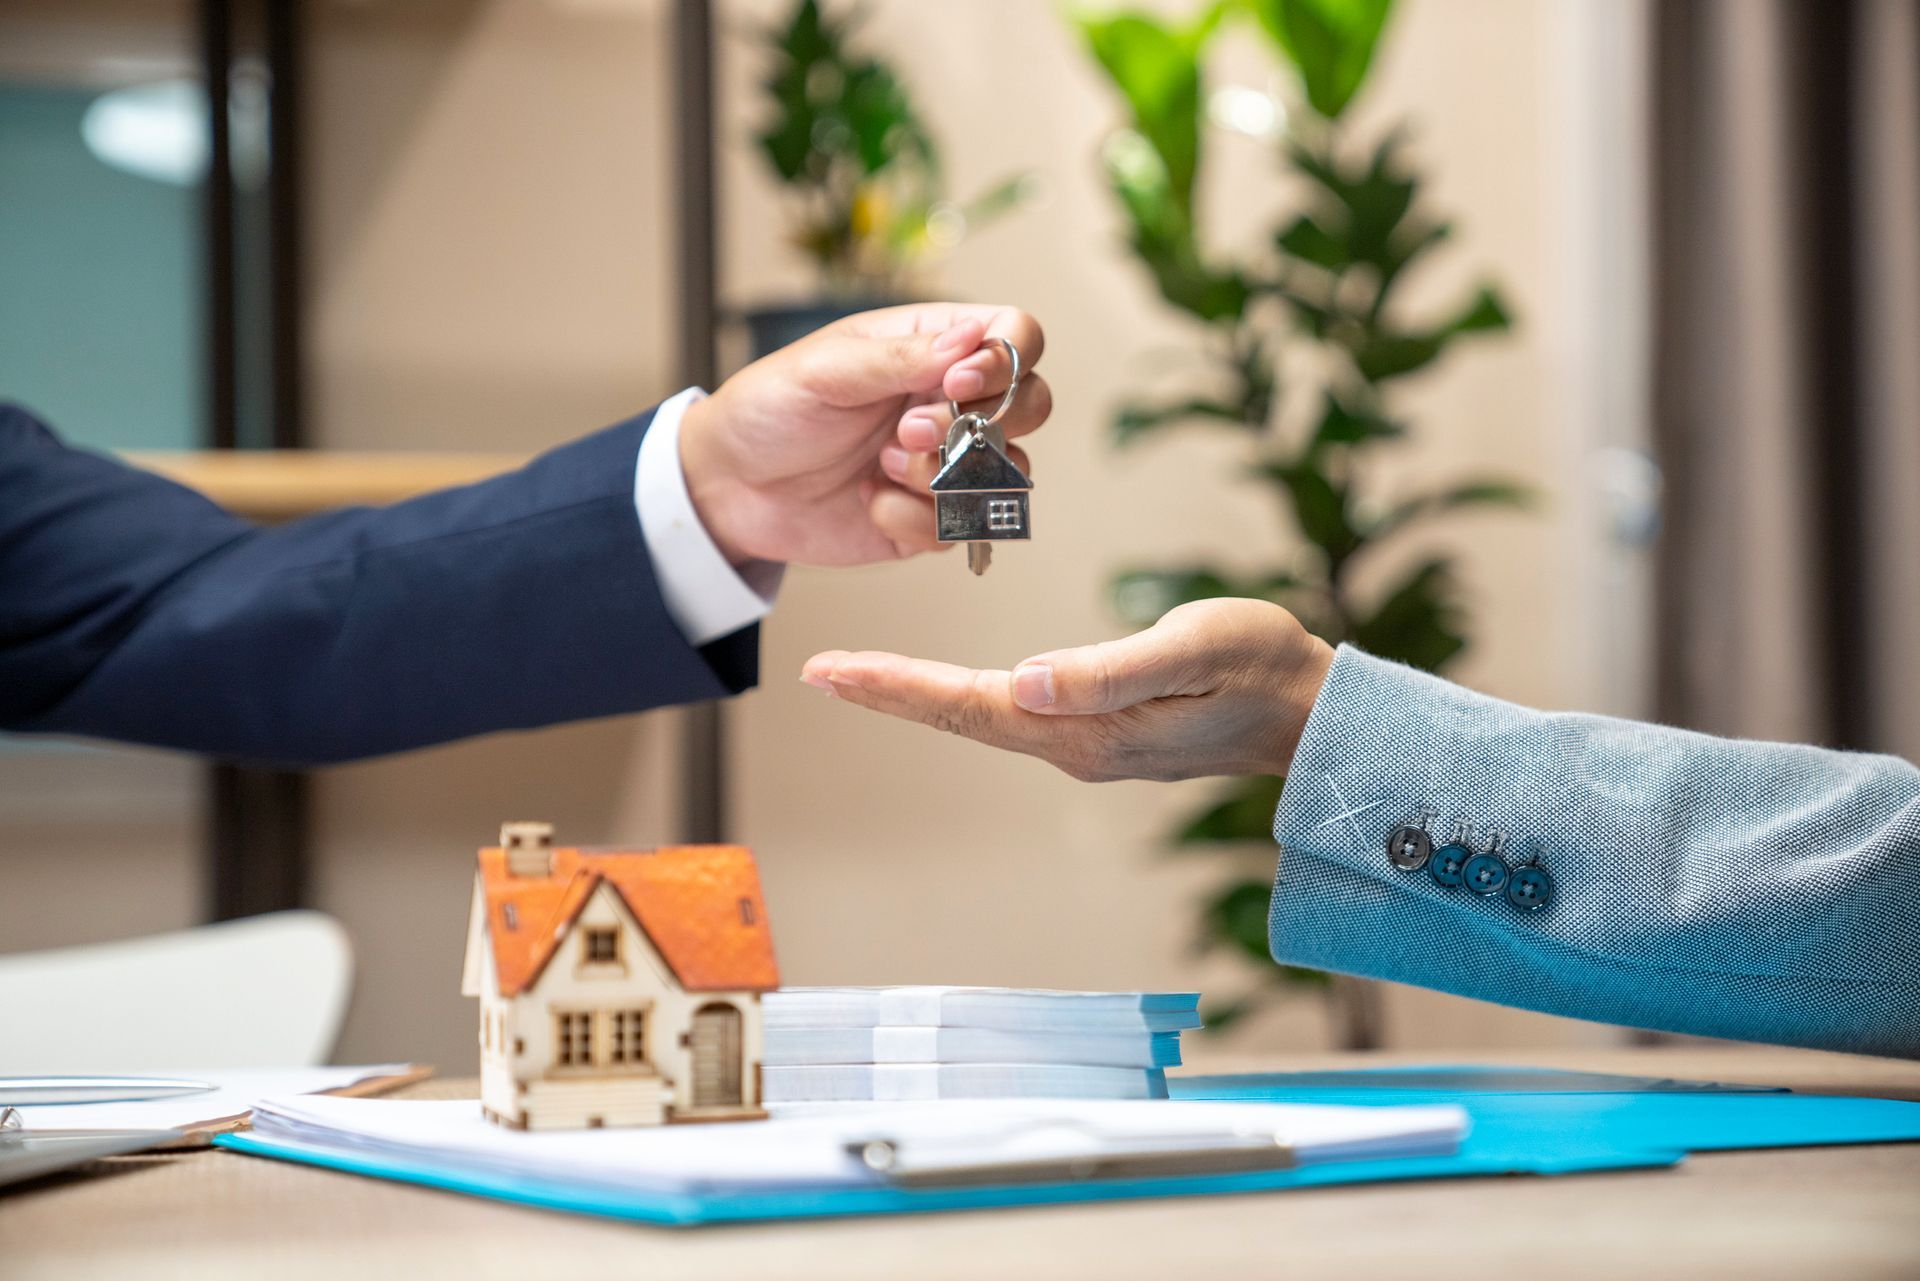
[461,822,779,1130]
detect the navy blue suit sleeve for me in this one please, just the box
[0,403,756,766]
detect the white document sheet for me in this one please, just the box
[764,987,1203,1034]
[247,1094,1468,1195]
[762,1062,1170,1102]
[763,1025,1183,1068]
[15,1064,413,1133]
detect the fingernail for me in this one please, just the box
[800,673,834,697]
[934,324,971,355]
[1012,662,1054,710]
[948,368,985,399]
[879,444,910,479]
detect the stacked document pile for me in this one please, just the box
[760,987,1203,1103]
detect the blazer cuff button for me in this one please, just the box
[1428,840,1471,888]
[1463,851,1511,896]
[1506,863,1555,912]
[1386,824,1433,871]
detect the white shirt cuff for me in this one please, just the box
[635,387,783,647]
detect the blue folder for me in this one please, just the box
[215,1065,1920,1227]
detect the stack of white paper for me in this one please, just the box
[12,1064,416,1136]
[246,1094,1469,1197]
[760,988,1202,1103]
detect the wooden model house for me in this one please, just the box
[929,425,1033,543]
[461,822,778,1130]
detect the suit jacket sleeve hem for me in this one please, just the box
[1265,644,1920,1056]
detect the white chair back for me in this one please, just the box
[0,910,352,1072]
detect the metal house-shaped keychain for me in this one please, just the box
[929,337,1033,576]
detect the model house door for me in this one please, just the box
[689,1003,742,1107]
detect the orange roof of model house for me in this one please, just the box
[477,844,779,997]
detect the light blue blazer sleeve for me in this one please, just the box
[1268,645,1920,1058]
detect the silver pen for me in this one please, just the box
[0,1075,218,1106]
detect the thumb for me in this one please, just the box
[804,318,985,406]
[1010,621,1206,715]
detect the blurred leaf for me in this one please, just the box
[759,1,929,184]
[1195,974,1329,1036]
[756,0,832,181]
[1444,284,1512,335]
[1371,478,1533,540]
[1175,775,1287,843]
[1080,6,1249,321]
[1286,141,1413,264]
[1349,558,1467,671]
[1275,214,1347,271]
[1196,997,1256,1031]
[1113,396,1246,445]
[1263,461,1362,567]
[1102,139,1251,322]
[1351,330,1441,380]
[1273,282,1338,339]
[1198,878,1280,965]
[1142,250,1254,322]
[1248,0,1395,120]
[1372,218,1451,308]
[1112,567,1240,626]
[959,172,1035,228]
[1275,964,1334,987]
[1345,133,1418,268]
[1309,390,1402,448]
[1285,135,1462,327]
[1349,282,1512,381]
[1075,6,1225,206]
[1256,569,1309,596]
[1111,567,1309,627]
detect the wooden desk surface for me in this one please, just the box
[3,1047,1917,1281]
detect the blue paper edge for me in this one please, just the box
[1170,1082,1920,1153]
[212,1131,1678,1228]
[1169,1066,1789,1096]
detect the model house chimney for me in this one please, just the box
[500,821,555,877]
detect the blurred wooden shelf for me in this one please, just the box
[122,450,531,522]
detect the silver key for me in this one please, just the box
[928,338,1033,576]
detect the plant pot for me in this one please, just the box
[742,296,913,360]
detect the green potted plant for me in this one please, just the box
[1075,0,1526,1048]
[745,0,1030,356]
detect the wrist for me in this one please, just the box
[1267,635,1336,777]
[676,395,752,568]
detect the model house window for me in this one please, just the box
[555,1011,594,1067]
[609,1009,647,1065]
[583,927,619,964]
[987,497,1022,531]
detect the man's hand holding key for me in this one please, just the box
[678,303,1048,569]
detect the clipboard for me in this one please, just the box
[216,1126,1677,1226]
[210,1064,1920,1227]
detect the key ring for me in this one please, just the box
[946,336,1022,427]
